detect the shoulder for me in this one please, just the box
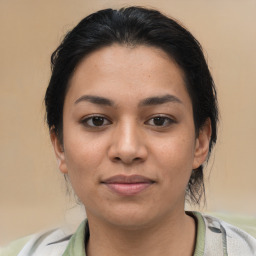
[202,213,256,255]
[0,228,73,256]
[0,236,32,256]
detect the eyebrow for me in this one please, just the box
[74,94,182,107]
[138,94,182,107]
[75,95,114,106]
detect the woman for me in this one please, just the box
[2,6,256,256]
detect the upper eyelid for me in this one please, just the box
[145,114,176,121]
[79,114,176,122]
[144,115,176,125]
[80,115,112,126]
[81,114,110,120]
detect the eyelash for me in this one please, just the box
[80,115,112,128]
[145,115,176,127]
[80,115,176,128]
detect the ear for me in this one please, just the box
[50,128,68,174]
[193,118,212,169]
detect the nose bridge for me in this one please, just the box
[109,118,147,163]
[119,119,137,146]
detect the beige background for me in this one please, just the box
[0,0,256,246]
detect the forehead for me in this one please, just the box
[66,44,191,108]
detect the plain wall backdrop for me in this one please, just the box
[0,0,256,245]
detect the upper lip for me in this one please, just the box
[102,175,155,184]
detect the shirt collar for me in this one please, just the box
[62,220,89,256]
[62,212,206,256]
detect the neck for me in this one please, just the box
[86,211,196,256]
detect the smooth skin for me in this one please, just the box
[51,45,211,256]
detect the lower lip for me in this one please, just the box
[104,183,152,196]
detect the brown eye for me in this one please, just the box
[145,116,175,127]
[152,117,166,126]
[82,116,111,127]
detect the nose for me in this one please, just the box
[108,121,148,165]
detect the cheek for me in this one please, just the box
[64,127,108,166]
[151,133,195,183]
[63,143,101,206]
[153,142,194,204]
[62,132,108,190]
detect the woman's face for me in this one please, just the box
[52,45,210,229]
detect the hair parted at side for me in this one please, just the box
[45,6,218,205]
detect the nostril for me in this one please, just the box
[112,156,142,163]
[114,157,121,162]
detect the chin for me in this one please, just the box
[94,204,162,230]
[107,216,155,231]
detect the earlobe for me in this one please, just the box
[193,118,212,169]
[50,128,68,174]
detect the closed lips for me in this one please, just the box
[101,175,155,184]
[101,175,155,196]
